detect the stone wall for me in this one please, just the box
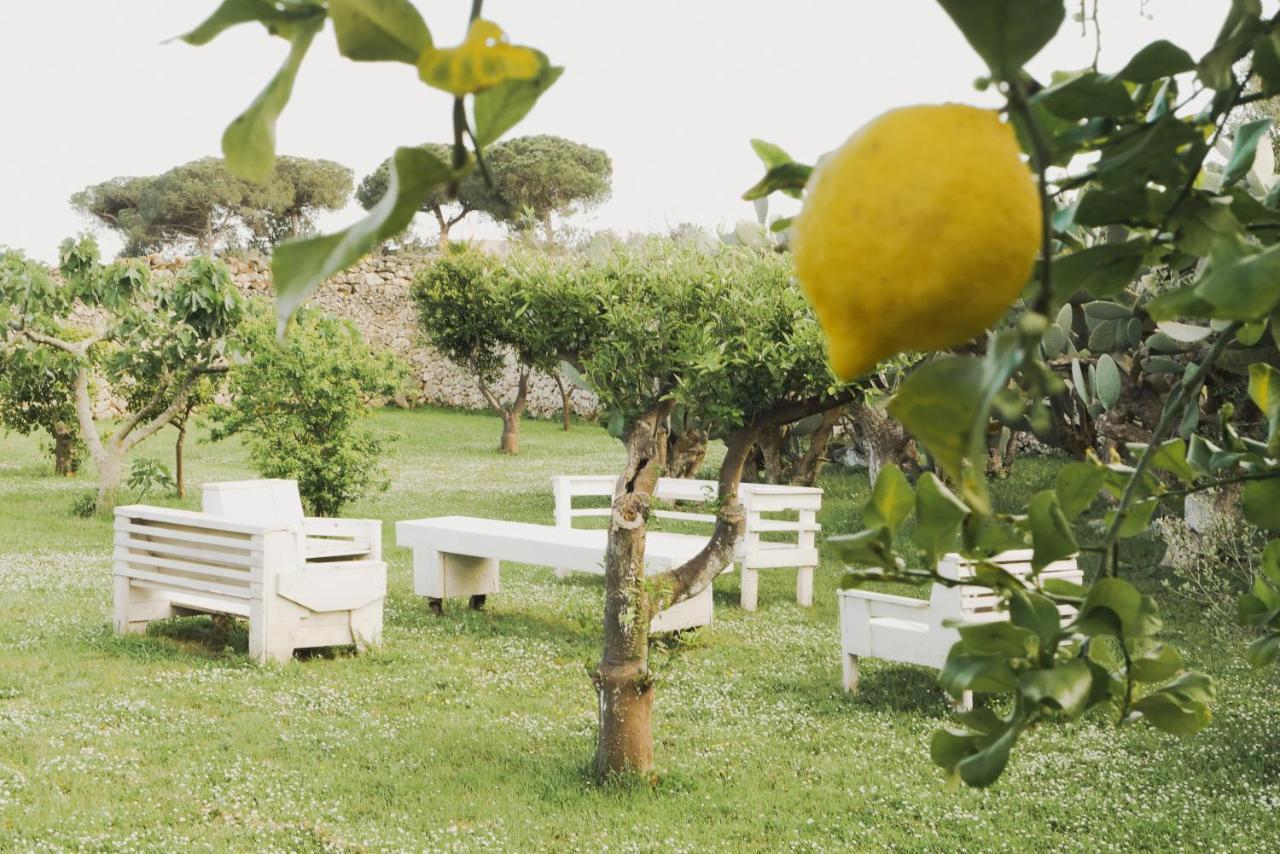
[144,254,599,420]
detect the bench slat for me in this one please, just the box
[114,533,257,568]
[116,522,262,553]
[117,566,255,600]
[113,549,260,584]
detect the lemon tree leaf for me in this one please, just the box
[222,16,322,182]
[473,55,564,147]
[1115,39,1196,82]
[1053,241,1147,298]
[329,0,431,64]
[1027,490,1077,571]
[935,0,1065,80]
[1244,478,1280,531]
[888,356,985,485]
[1223,118,1273,187]
[914,472,969,564]
[864,463,914,537]
[1055,462,1105,519]
[272,146,456,330]
[178,0,314,45]
[1248,363,1280,455]
[418,19,540,97]
[1192,236,1280,320]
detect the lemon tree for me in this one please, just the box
[749,0,1280,788]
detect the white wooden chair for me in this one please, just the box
[837,550,1082,708]
[113,480,386,663]
[552,475,822,610]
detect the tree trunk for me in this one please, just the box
[175,423,187,499]
[500,412,521,454]
[95,447,125,514]
[791,407,842,487]
[542,209,555,243]
[666,428,708,479]
[552,372,573,431]
[757,428,787,484]
[52,425,78,477]
[594,407,666,781]
[434,209,451,250]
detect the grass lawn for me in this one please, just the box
[1,406,1279,851]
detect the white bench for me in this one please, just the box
[113,501,386,663]
[552,475,822,610]
[837,550,1083,707]
[202,478,380,562]
[395,516,714,632]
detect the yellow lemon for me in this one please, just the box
[792,104,1041,380]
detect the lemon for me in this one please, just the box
[792,103,1041,380]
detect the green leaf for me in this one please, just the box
[940,652,1019,696]
[1246,632,1280,668]
[829,526,895,569]
[957,720,1021,788]
[1019,659,1093,717]
[1248,363,1280,456]
[1010,588,1063,646]
[742,162,813,201]
[935,0,1066,81]
[178,0,302,45]
[222,16,322,182]
[888,357,985,485]
[957,621,1038,658]
[1133,672,1214,736]
[1056,462,1105,519]
[1033,72,1135,120]
[1261,540,1280,586]
[473,55,564,147]
[750,139,794,170]
[1140,438,1196,484]
[1192,236,1280,321]
[1094,354,1122,410]
[272,145,455,330]
[1115,39,1196,83]
[864,464,914,537]
[1104,496,1158,539]
[1223,118,1274,188]
[1129,642,1184,682]
[1027,490,1077,571]
[329,0,431,64]
[1053,241,1147,298]
[1244,478,1280,531]
[1078,577,1162,637]
[914,472,970,564]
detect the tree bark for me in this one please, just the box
[666,428,707,479]
[175,422,187,499]
[500,412,521,455]
[542,209,555,243]
[52,425,79,477]
[552,372,573,431]
[791,406,842,487]
[594,405,667,781]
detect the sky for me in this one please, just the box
[0,1,1259,261]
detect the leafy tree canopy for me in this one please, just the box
[482,135,612,241]
[71,156,352,256]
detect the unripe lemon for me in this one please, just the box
[792,104,1041,380]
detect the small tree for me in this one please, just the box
[356,143,497,248]
[412,249,603,453]
[119,368,218,499]
[209,306,405,516]
[482,135,612,242]
[0,240,244,512]
[565,242,849,778]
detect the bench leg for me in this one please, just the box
[842,653,860,693]
[428,597,444,616]
[740,567,759,612]
[349,600,384,652]
[796,565,814,608]
[113,576,175,635]
[469,594,487,610]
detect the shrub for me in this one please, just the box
[210,306,405,516]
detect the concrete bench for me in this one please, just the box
[552,475,822,610]
[395,516,714,632]
[113,504,386,663]
[837,549,1083,707]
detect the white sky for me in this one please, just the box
[0,1,1255,261]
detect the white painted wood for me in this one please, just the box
[837,551,1084,704]
[113,503,387,664]
[203,480,380,562]
[550,475,823,610]
[395,516,712,632]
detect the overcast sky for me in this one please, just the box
[0,1,1256,261]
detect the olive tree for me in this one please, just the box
[209,306,405,516]
[565,242,849,778]
[0,239,243,512]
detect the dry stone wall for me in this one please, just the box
[144,254,599,420]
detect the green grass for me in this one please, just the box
[2,407,1279,851]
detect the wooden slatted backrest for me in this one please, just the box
[114,506,293,603]
[931,549,1082,623]
[202,479,305,528]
